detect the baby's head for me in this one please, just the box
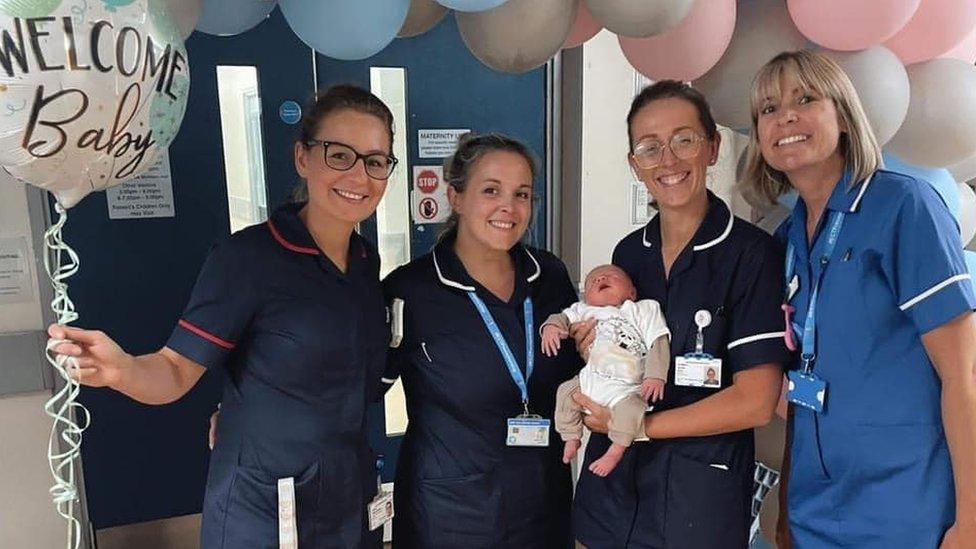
[583,265,637,307]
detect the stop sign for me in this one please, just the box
[417,170,439,194]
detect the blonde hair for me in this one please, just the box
[740,50,882,208]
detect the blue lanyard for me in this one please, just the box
[785,210,846,372]
[467,293,535,412]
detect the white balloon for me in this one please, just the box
[457,0,575,74]
[694,0,808,130]
[888,59,976,167]
[821,47,908,146]
[959,182,976,246]
[399,0,449,38]
[165,0,204,39]
[949,153,976,183]
[584,0,694,38]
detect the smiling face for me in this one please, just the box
[628,97,719,213]
[756,73,845,180]
[448,150,533,254]
[294,108,392,227]
[583,265,637,307]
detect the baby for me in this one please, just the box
[543,264,670,477]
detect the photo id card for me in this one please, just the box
[506,417,550,447]
[675,355,723,388]
[787,370,827,413]
[367,490,394,531]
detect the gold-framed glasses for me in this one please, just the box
[631,130,707,170]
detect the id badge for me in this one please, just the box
[277,477,298,549]
[367,490,394,531]
[787,370,827,413]
[675,355,723,388]
[506,417,550,447]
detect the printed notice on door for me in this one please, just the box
[106,154,176,219]
[418,129,469,158]
[0,236,32,305]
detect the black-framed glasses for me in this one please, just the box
[631,130,708,170]
[305,139,398,180]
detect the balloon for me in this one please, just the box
[619,0,735,82]
[887,59,976,168]
[942,25,976,63]
[883,152,960,220]
[563,0,601,49]
[436,0,507,11]
[281,0,409,61]
[959,182,976,245]
[885,0,976,64]
[949,154,976,184]
[457,0,575,74]
[0,0,190,208]
[196,0,276,36]
[399,0,449,38]
[164,0,203,39]
[821,47,909,146]
[584,0,694,38]
[694,0,808,131]
[787,0,919,51]
[964,251,976,284]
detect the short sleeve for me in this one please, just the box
[165,243,258,370]
[886,185,976,334]
[634,299,670,346]
[726,239,792,372]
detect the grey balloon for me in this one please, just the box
[888,59,976,168]
[166,0,204,39]
[822,47,909,147]
[457,0,575,74]
[694,0,807,130]
[399,0,449,38]
[584,0,694,38]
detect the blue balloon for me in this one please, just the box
[883,152,960,222]
[437,0,508,11]
[281,0,409,60]
[197,0,276,36]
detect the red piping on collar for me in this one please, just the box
[178,319,235,350]
[267,220,319,255]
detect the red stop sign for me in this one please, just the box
[417,170,439,194]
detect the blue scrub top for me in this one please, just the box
[382,233,581,548]
[574,191,792,549]
[777,169,976,548]
[167,203,387,549]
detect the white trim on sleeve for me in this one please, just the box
[727,331,785,350]
[381,377,398,384]
[899,274,972,311]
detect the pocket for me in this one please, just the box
[417,472,500,549]
[664,452,749,549]
[221,461,323,548]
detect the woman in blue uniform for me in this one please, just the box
[381,133,580,548]
[742,51,976,548]
[571,81,791,549]
[48,85,397,548]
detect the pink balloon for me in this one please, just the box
[885,0,976,64]
[563,0,601,49]
[943,25,976,63]
[619,0,735,82]
[787,0,919,51]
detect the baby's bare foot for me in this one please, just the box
[588,444,626,477]
[562,439,581,464]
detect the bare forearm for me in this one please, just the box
[942,379,976,518]
[645,364,780,439]
[114,349,203,405]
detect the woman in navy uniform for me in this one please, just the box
[571,81,791,549]
[48,85,397,548]
[382,134,580,548]
[743,51,976,548]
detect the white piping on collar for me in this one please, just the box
[432,246,542,290]
[693,203,734,251]
[849,172,875,213]
[642,213,659,248]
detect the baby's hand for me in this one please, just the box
[640,378,665,402]
[541,324,568,357]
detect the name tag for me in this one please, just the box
[367,490,394,531]
[277,477,298,549]
[787,370,827,413]
[675,355,723,388]
[506,417,550,447]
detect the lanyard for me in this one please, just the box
[785,210,846,373]
[467,293,535,413]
